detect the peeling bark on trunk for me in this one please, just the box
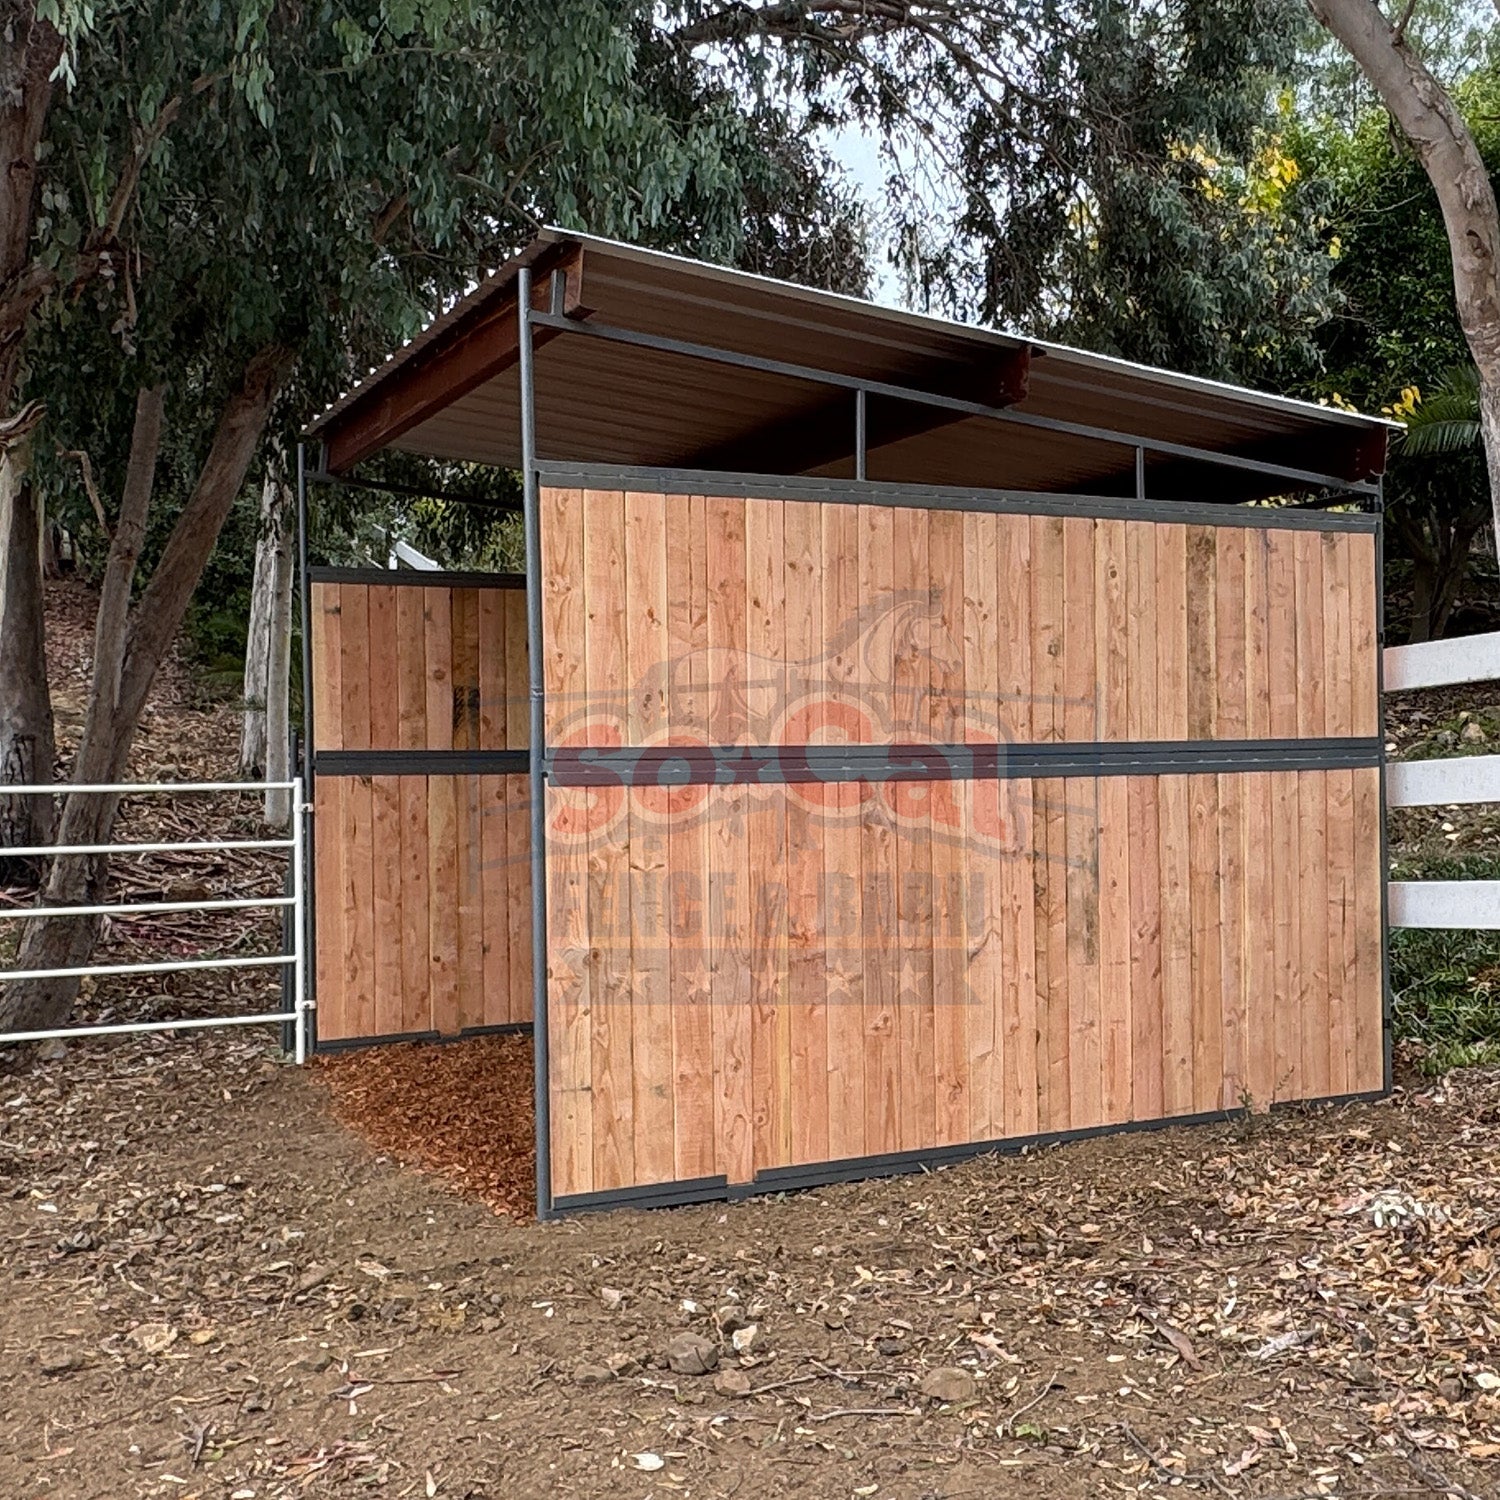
[239,468,285,779]
[1480,378,1500,575]
[1309,0,1500,562]
[242,452,296,825]
[263,492,295,829]
[0,349,292,1035]
[0,441,56,879]
[0,7,62,416]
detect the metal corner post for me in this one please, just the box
[1375,478,1393,1094]
[518,267,552,1219]
[296,442,318,1060]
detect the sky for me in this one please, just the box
[823,122,904,307]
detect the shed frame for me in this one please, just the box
[299,233,1392,1218]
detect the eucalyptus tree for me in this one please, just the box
[0,0,864,1031]
[1297,75,1500,640]
[1308,0,1500,571]
[669,0,1340,385]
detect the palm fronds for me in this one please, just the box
[1399,364,1482,458]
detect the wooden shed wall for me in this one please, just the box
[538,494,1379,748]
[539,485,1385,1206]
[310,576,531,1043]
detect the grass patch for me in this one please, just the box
[1390,928,1500,1074]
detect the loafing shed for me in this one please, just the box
[300,231,1394,1217]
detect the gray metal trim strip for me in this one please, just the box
[532,463,1379,530]
[544,737,1384,788]
[308,565,525,589]
[311,1020,533,1056]
[314,750,528,777]
[1376,507,1393,1093]
[297,446,320,1058]
[550,1174,734,1215]
[520,271,555,1223]
[546,1090,1387,1216]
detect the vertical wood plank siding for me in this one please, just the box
[540,488,1385,1201]
[310,579,530,1043]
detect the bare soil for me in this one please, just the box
[3,1034,1499,1500]
[1,584,1497,1500]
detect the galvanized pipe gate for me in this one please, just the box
[0,780,312,1059]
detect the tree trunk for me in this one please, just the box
[263,494,295,829]
[239,467,286,779]
[0,350,292,1034]
[0,425,56,880]
[0,8,63,876]
[1428,513,1480,639]
[1308,0,1500,563]
[1408,551,1437,643]
[1480,378,1500,584]
[0,6,62,416]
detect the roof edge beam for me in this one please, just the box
[321,245,587,474]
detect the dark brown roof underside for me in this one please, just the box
[307,231,1390,501]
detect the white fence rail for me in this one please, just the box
[1384,631,1500,692]
[1388,881,1500,931]
[1386,753,1500,808]
[0,780,310,1058]
[1386,629,1500,929]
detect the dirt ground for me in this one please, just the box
[3,1028,1499,1500]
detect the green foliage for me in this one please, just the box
[679,0,1340,385]
[28,0,865,457]
[17,0,868,677]
[1390,925,1500,1075]
[1294,70,1500,402]
[1294,62,1500,639]
[1299,0,1500,132]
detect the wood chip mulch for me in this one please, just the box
[315,1033,536,1217]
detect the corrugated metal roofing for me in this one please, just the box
[306,228,1393,499]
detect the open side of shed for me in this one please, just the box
[300,231,1394,1217]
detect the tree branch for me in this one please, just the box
[674,0,925,46]
[1306,0,1500,370]
[0,93,183,358]
[85,387,165,737]
[118,345,294,731]
[97,95,182,246]
[57,447,110,538]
